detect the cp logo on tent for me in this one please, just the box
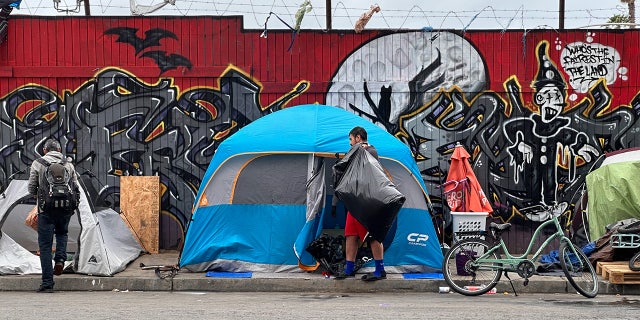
[407,233,429,246]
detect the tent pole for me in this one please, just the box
[438,160,446,250]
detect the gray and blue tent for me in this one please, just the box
[179,104,443,273]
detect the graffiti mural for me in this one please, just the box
[0,66,308,249]
[560,36,623,95]
[326,31,487,133]
[326,31,640,244]
[3,17,640,250]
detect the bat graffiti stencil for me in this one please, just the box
[105,27,178,55]
[141,51,193,75]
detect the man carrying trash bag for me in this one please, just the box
[332,126,406,281]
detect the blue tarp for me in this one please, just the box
[206,271,252,278]
[539,242,595,264]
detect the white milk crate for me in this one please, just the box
[451,212,488,242]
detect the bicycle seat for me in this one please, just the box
[489,222,512,232]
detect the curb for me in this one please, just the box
[1,274,637,295]
[2,254,637,295]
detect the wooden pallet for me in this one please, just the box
[597,261,640,284]
[596,261,627,275]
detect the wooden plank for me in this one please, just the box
[120,176,160,254]
[599,262,640,284]
[602,266,613,280]
[596,261,627,275]
[608,268,640,284]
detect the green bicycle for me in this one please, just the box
[442,203,599,298]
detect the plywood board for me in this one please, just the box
[120,176,160,254]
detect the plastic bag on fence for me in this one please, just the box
[24,206,38,231]
[332,143,406,242]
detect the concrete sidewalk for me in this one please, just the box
[1,251,638,295]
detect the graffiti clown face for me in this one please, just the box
[535,83,566,123]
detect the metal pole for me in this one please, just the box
[559,0,565,30]
[326,0,331,30]
[84,0,91,16]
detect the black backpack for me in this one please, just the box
[36,157,80,214]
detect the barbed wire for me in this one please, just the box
[13,0,629,31]
[379,5,432,30]
[17,1,624,16]
[332,1,354,28]
[97,0,116,14]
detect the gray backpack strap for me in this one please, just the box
[36,157,50,167]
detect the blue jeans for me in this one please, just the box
[37,212,72,288]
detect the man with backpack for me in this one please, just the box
[28,138,80,293]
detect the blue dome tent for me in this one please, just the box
[179,104,443,273]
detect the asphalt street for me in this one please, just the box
[2,291,639,320]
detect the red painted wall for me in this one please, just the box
[2,16,639,250]
[3,17,638,106]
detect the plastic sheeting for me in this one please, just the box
[586,161,640,240]
[333,143,406,242]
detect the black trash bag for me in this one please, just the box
[306,233,372,275]
[332,143,406,243]
[306,234,345,274]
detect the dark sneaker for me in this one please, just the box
[361,271,387,281]
[333,271,355,280]
[54,262,64,276]
[37,286,53,293]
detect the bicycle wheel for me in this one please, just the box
[559,241,598,298]
[442,238,501,296]
[630,251,640,271]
